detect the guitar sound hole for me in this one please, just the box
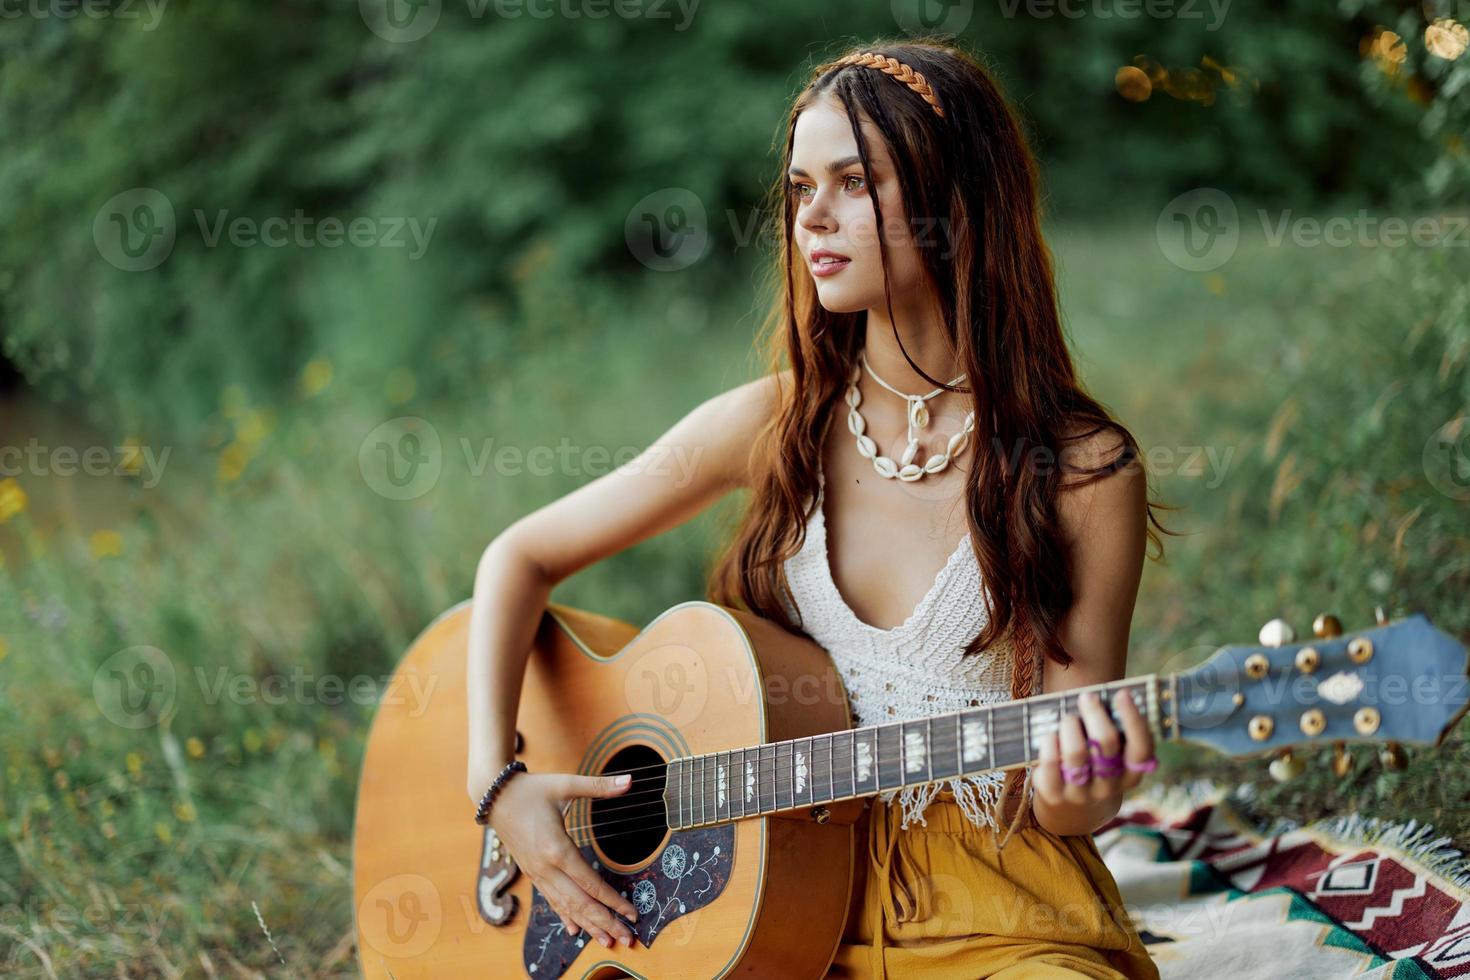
[591,744,668,867]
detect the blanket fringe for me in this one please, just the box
[1118,778,1470,890]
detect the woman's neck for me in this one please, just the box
[861,300,964,394]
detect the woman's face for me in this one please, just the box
[789,96,931,313]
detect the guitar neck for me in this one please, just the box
[665,675,1170,830]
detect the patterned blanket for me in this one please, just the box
[1097,784,1470,978]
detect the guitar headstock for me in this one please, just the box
[1170,612,1469,765]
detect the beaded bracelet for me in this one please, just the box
[474,760,527,826]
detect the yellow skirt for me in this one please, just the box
[826,787,1160,980]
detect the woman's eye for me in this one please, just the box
[790,176,865,200]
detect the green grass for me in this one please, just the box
[2,212,1467,974]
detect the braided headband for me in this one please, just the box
[825,51,945,119]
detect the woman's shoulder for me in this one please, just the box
[688,368,793,490]
[1056,415,1139,480]
[707,368,793,439]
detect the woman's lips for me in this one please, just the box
[811,256,851,277]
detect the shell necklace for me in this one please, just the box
[845,352,975,482]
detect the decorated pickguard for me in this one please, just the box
[521,825,734,978]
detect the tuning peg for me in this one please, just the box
[1331,740,1352,778]
[1379,741,1407,770]
[1268,748,1306,782]
[1259,618,1296,648]
[1374,606,1388,626]
[1313,614,1343,639]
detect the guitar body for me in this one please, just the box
[353,593,1469,978]
[353,599,866,979]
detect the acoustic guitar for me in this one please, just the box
[351,600,1468,979]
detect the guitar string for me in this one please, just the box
[560,733,1140,842]
[485,693,1149,839]
[556,747,1079,848]
[489,686,1146,809]
[545,710,1149,841]
[511,690,1148,827]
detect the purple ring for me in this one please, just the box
[1125,756,1159,774]
[1087,738,1125,777]
[1061,761,1093,785]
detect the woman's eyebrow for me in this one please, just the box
[788,154,880,177]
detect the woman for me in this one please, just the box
[466,38,1168,979]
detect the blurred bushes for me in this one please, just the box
[0,0,1464,437]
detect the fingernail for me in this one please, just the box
[615,773,631,786]
[599,935,611,948]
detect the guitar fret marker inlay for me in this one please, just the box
[961,720,987,763]
[795,751,807,794]
[856,740,872,782]
[904,729,926,773]
[1029,708,1058,751]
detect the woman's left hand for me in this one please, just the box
[1031,688,1155,836]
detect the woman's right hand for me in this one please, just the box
[479,770,640,949]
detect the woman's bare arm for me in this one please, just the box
[465,369,789,794]
[1030,431,1153,836]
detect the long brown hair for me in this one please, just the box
[707,38,1170,708]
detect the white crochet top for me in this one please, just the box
[780,462,1037,832]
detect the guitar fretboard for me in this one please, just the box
[663,676,1162,830]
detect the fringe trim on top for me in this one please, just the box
[878,770,1008,831]
[1115,778,1470,892]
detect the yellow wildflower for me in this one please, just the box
[125,751,143,775]
[90,530,123,559]
[236,409,272,448]
[243,728,263,753]
[119,437,144,475]
[154,821,172,844]
[185,737,205,759]
[0,479,27,523]
[301,358,334,397]
[217,442,251,484]
[174,801,197,823]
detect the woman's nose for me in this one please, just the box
[797,188,834,234]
